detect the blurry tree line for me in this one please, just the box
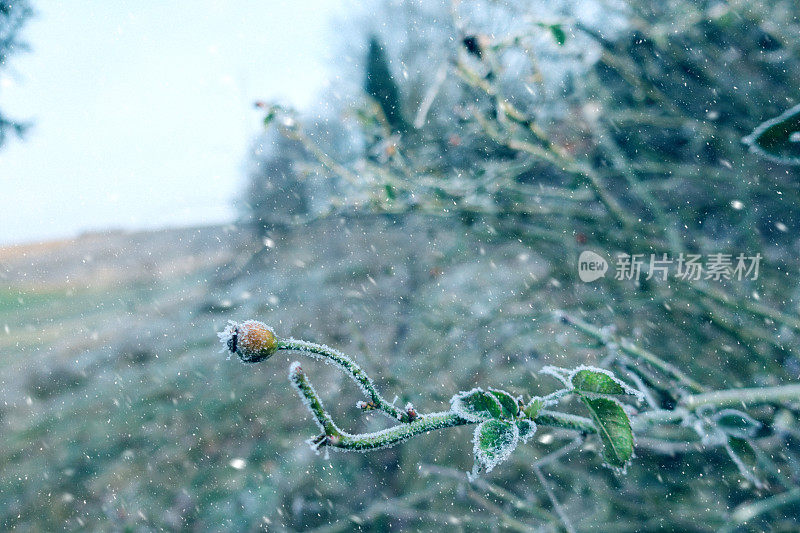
[0,0,32,148]
[239,0,800,530]
[242,0,800,363]
[243,0,800,343]
[244,0,800,254]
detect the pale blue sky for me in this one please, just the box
[0,1,343,245]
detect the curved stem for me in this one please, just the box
[335,411,468,451]
[289,362,343,439]
[278,339,409,422]
[332,410,597,451]
[288,362,597,450]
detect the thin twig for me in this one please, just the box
[689,283,800,334]
[557,312,706,393]
[681,383,800,410]
[533,464,577,533]
[719,487,800,533]
[413,61,448,129]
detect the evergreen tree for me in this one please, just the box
[0,0,33,148]
[364,36,405,133]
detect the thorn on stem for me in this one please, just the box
[357,400,378,411]
[289,362,304,380]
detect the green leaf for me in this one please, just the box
[536,23,567,46]
[714,409,762,439]
[384,184,396,200]
[365,36,406,132]
[726,437,764,489]
[580,397,634,468]
[516,419,537,443]
[523,397,545,419]
[474,419,519,473]
[488,388,519,419]
[743,103,800,165]
[549,24,567,46]
[450,388,503,422]
[262,109,276,127]
[571,367,641,399]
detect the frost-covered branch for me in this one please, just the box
[279,338,411,422]
[220,320,800,481]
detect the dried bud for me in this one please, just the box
[218,320,278,363]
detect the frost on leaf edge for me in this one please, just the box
[450,387,504,422]
[472,418,520,474]
[540,364,644,402]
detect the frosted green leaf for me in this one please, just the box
[523,396,545,419]
[743,103,800,165]
[537,22,567,46]
[263,108,276,127]
[713,409,762,439]
[450,388,503,422]
[516,419,537,443]
[474,419,519,473]
[571,367,643,400]
[726,437,764,489]
[581,397,634,468]
[549,24,567,46]
[488,388,519,419]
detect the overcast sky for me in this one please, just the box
[0,1,343,245]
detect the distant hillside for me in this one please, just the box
[0,224,243,290]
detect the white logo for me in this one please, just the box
[578,250,608,282]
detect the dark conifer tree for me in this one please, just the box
[364,36,405,133]
[0,0,33,147]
